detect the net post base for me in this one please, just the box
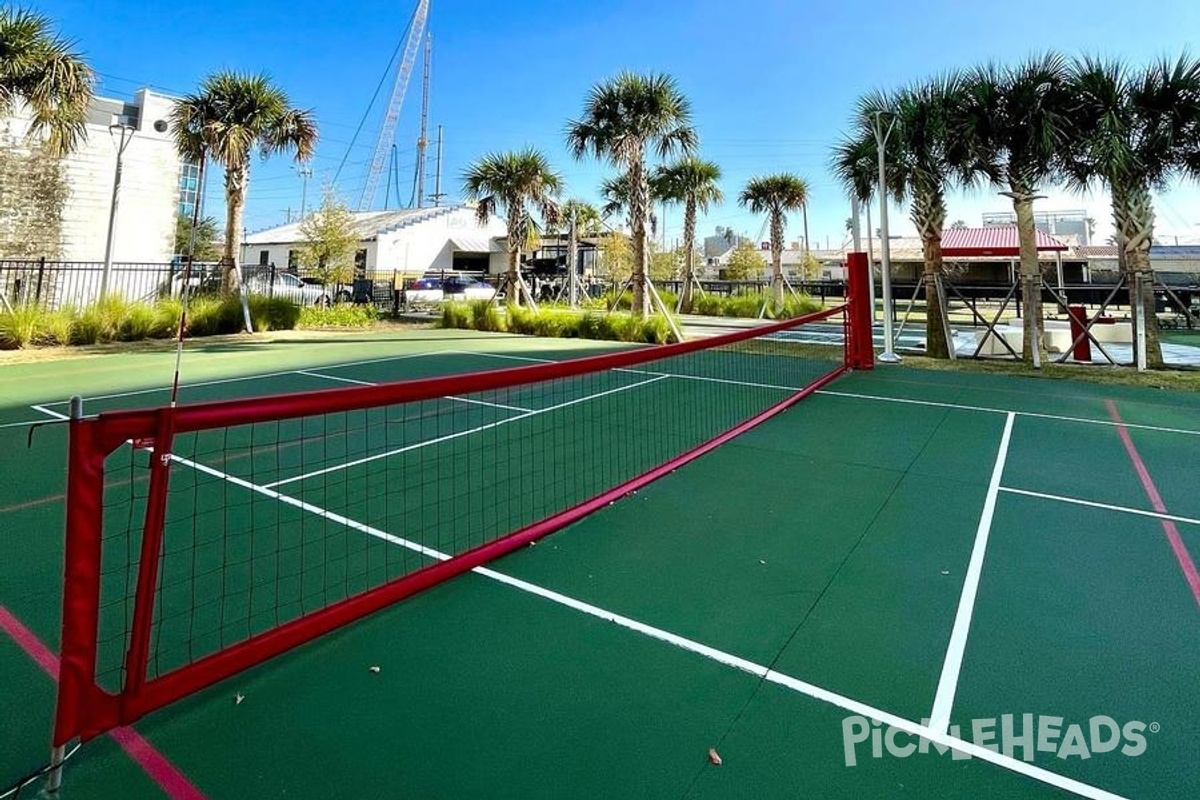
[45,744,67,793]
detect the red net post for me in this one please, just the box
[1068,304,1092,362]
[846,252,875,370]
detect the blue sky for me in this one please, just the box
[43,0,1200,247]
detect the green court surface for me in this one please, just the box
[1,328,1198,799]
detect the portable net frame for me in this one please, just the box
[51,267,874,758]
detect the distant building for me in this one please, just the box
[1,88,187,262]
[241,205,507,276]
[702,226,751,259]
[981,209,1092,245]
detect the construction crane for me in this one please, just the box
[411,32,432,209]
[358,0,430,211]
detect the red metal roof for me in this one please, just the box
[941,225,1068,257]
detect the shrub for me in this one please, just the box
[0,305,43,348]
[118,301,165,341]
[691,291,819,320]
[297,303,377,328]
[184,296,226,337]
[37,307,76,346]
[468,299,506,332]
[440,301,472,330]
[249,295,303,331]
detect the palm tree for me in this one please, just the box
[171,71,318,292]
[557,199,602,304]
[655,157,722,313]
[566,72,697,316]
[1062,55,1200,368]
[738,174,810,307]
[462,148,562,307]
[954,54,1073,364]
[833,77,965,359]
[0,7,94,156]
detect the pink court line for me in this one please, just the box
[0,606,206,800]
[1104,400,1200,610]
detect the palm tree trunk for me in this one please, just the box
[223,162,248,295]
[628,156,650,317]
[770,212,784,308]
[913,188,950,359]
[1009,185,1045,365]
[1113,184,1163,367]
[506,207,522,308]
[681,199,697,313]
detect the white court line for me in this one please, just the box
[263,375,669,489]
[463,349,807,394]
[817,389,1200,437]
[33,350,446,407]
[30,404,70,421]
[295,370,375,386]
[999,486,1200,527]
[168,447,1125,800]
[928,411,1016,737]
[0,417,67,429]
[297,370,534,414]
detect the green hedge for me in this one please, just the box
[297,304,378,328]
[692,291,821,319]
[440,299,674,344]
[0,295,302,349]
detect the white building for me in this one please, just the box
[2,88,186,263]
[241,205,508,277]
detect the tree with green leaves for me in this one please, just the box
[296,190,360,290]
[556,199,602,304]
[738,174,810,307]
[0,7,94,157]
[654,156,722,312]
[171,71,318,293]
[1061,55,1200,368]
[567,72,697,316]
[724,241,765,280]
[954,55,1073,364]
[173,212,221,261]
[462,148,562,307]
[598,231,633,283]
[833,76,965,359]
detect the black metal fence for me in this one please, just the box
[0,259,192,310]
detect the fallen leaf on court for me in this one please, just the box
[234,693,245,705]
[758,559,766,565]
[708,748,722,766]
[369,665,381,673]
[940,570,950,576]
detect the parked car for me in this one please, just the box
[443,276,496,300]
[403,277,445,307]
[243,271,331,305]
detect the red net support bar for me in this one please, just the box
[53,303,858,748]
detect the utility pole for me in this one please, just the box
[101,121,135,299]
[872,110,901,363]
[297,166,313,218]
[431,125,445,206]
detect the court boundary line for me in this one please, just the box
[998,486,1200,527]
[1105,400,1200,610]
[162,447,1125,800]
[0,606,205,800]
[816,389,1200,437]
[263,375,669,489]
[29,350,448,409]
[929,412,1016,737]
[295,369,533,413]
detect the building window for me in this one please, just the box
[354,249,367,273]
[177,159,201,219]
[259,250,269,266]
[287,249,298,270]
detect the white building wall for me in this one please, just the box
[375,208,507,273]
[9,89,184,264]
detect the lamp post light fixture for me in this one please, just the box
[871,110,900,363]
[101,120,135,299]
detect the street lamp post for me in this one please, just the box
[101,121,135,299]
[872,111,900,363]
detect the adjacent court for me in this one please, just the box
[1,327,1197,799]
